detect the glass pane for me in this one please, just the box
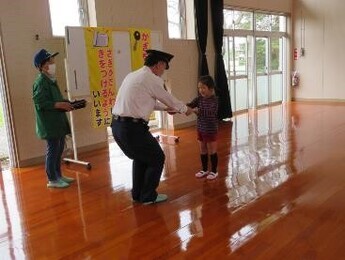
[271,74,283,103]
[255,13,271,31]
[223,9,233,29]
[271,15,280,32]
[49,0,80,37]
[234,37,247,76]
[257,75,268,106]
[255,13,287,32]
[279,16,287,32]
[233,11,253,30]
[0,102,3,127]
[167,0,181,38]
[0,102,9,160]
[271,15,287,32]
[168,24,181,39]
[223,37,230,79]
[224,9,253,30]
[230,79,235,111]
[270,37,283,103]
[229,79,248,112]
[270,38,280,71]
[235,78,248,111]
[229,37,234,76]
[256,38,267,74]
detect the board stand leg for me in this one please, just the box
[63,158,91,169]
[63,58,92,170]
[154,111,180,144]
[155,134,180,143]
[63,111,92,170]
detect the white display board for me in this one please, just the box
[65,27,162,98]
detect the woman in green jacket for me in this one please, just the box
[33,49,75,188]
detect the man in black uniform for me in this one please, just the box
[111,49,192,204]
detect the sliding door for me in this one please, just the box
[255,36,284,107]
[224,36,250,112]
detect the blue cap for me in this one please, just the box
[33,49,59,68]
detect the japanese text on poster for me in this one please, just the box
[84,27,116,128]
[129,28,151,71]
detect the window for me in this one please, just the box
[48,0,89,37]
[167,0,195,39]
[255,38,267,73]
[224,10,253,30]
[270,38,282,71]
[224,9,287,33]
[223,7,288,111]
[255,13,286,32]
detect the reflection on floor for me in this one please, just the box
[1,102,345,258]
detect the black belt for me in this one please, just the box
[112,115,148,125]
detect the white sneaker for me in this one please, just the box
[195,171,208,178]
[206,172,218,180]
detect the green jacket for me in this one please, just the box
[32,73,71,139]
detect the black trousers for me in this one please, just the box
[111,119,165,203]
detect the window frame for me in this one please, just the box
[48,0,90,37]
[167,0,195,40]
[223,6,289,111]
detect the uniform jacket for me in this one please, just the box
[32,73,71,139]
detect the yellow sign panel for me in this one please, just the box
[129,28,151,71]
[84,27,116,128]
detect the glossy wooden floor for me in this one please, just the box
[2,102,345,259]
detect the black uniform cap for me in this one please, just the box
[144,49,174,69]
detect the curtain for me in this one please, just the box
[210,0,232,119]
[194,0,209,76]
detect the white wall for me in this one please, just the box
[0,1,68,165]
[293,0,345,100]
[0,0,108,166]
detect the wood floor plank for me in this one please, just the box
[2,102,345,258]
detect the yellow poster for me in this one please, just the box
[129,28,151,71]
[84,27,116,128]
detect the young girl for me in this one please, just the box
[187,75,219,180]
